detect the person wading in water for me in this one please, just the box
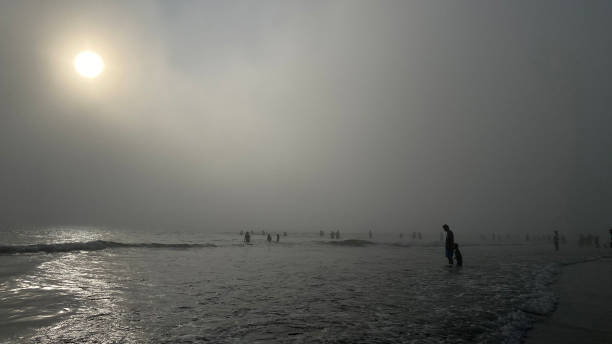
[443,224,454,265]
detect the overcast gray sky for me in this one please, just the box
[1,1,611,233]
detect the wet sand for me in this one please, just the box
[526,257,612,343]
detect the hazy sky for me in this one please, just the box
[1,1,611,233]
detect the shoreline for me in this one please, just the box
[525,256,612,343]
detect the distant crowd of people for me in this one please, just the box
[329,230,341,239]
[238,226,612,268]
[578,234,602,247]
[552,229,612,251]
[543,230,611,250]
[240,230,286,243]
[368,230,424,240]
[553,228,612,251]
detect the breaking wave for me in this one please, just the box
[326,239,375,246]
[476,262,561,344]
[0,240,215,254]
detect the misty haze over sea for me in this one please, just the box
[1,1,612,343]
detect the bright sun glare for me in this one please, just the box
[74,51,103,78]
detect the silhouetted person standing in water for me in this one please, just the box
[276,233,280,243]
[443,224,454,265]
[244,231,251,243]
[267,234,272,243]
[454,243,463,266]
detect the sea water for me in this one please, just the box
[0,226,603,343]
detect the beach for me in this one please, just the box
[526,257,612,343]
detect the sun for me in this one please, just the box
[74,51,104,78]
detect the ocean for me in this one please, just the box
[0,226,602,343]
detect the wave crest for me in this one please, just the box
[327,239,375,247]
[0,240,215,254]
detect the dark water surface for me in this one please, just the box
[0,227,602,343]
